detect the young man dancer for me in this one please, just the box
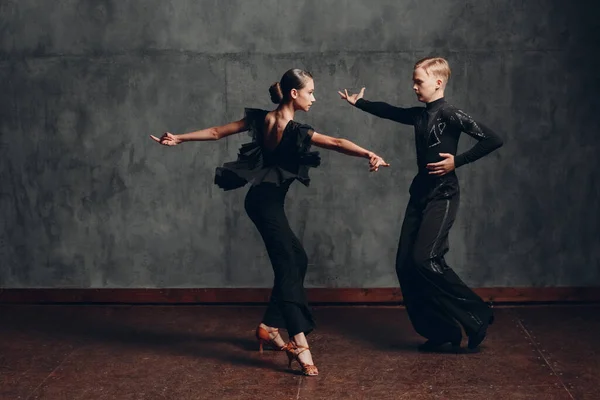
[339,57,503,351]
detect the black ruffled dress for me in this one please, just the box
[214,108,322,336]
[214,108,321,191]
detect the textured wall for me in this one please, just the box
[1,0,599,288]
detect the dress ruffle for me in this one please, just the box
[214,108,321,191]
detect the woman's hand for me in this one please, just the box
[338,87,365,106]
[369,153,390,172]
[150,132,181,146]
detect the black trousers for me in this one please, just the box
[396,174,493,342]
[244,182,314,337]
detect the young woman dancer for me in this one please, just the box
[151,68,389,375]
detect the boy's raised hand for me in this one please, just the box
[338,87,365,105]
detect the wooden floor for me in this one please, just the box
[1,304,599,399]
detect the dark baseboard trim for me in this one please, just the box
[1,287,599,304]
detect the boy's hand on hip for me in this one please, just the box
[426,153,455,176]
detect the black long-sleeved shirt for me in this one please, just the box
[355,97,503,175]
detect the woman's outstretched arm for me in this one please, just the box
[150,118,248,146]
[311,132,390,172]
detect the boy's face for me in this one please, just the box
[412,67,442,103]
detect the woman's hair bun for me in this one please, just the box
[269,82,283,104]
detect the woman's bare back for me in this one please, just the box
[262,111,292,151]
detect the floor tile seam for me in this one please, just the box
[296,375,303,399]
[420,383,575,390]
[23,346,79,400]
[514,312,575,400]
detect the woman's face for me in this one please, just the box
[292,78,316,112]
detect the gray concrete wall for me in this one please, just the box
[1,0,599,288]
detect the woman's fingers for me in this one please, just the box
[150,133,178,146]
[368,156,390,172]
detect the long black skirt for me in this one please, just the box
[244,182,314,337]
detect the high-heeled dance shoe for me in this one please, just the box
[284,342,319,376]
[255,326,286,353]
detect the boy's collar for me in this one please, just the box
[426,97,446,110]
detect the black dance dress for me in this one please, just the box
[214,108,320,336]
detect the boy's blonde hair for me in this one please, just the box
[414,57,451,82]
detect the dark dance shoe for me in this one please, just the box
[418,338,461,352]
[488,302,495,326]
[467,311,494,350]
[255,326,286,353]
[467,327,487,350]
[284,342,319,376]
